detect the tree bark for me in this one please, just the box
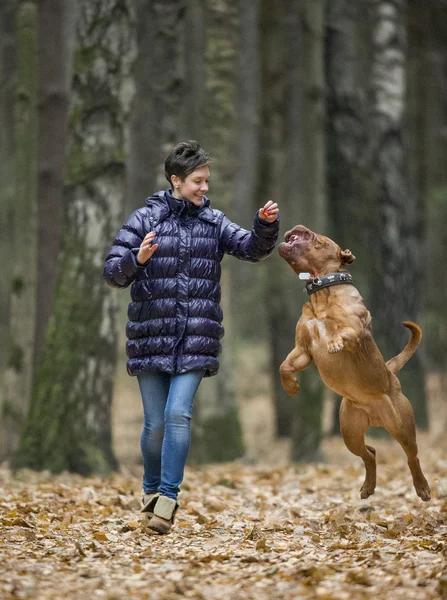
[368,0,427,428]
[325,0,373,435]
[408,0,447,375]
[190,0,244,463]
[0,0,17,409]
[228,0,263,342]
[184,0,205,138]
[13,0,135,474]
[126,0,185,214]
[289,0,327,460]
[33,0,77,366]
[258,0,327,460]
[258,0,291,438]
[1,0,38,461]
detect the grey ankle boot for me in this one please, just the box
[147,496,179,534]
[141,491,160,517]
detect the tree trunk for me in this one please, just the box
[325,0,373,435]
[0,0,17,410]
[184,0,205,138]
[289,0,327,460]
[126,0,185,214]
[229,0,263,342]
[258,0,327,460]
[33,0,77,366]
[258,0,292,438]
[368,0,428,428]
[190,0,244,463]
[408,1,447,375]
[1,0,38,461]
[13,0,135,475]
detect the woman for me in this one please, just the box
[104,141,279,533]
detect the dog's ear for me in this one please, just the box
[340,249,356,264]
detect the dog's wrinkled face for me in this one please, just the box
[278,225,355,275]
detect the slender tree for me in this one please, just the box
[126,0,185,214]
[258,0,327,460]
[184,0,205,138]
[289,0,327,460]
[258,0,293,439]
[229,0,263,341]
[1,0,38,460]
[0,0,17,407]
[191,0,245,463]
[408,0,447,432]
[368,0,427,427]
[13,0,135,474]
[34,0,77,365]
[325,0,373,434]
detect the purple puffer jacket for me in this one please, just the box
[104,190,279,377]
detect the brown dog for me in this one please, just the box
[278,225,430,501]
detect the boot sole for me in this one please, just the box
[147,516,171,534]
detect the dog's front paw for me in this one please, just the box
[327,337,344,354]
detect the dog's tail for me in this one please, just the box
[386,321,422,375]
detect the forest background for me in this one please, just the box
[1,0,446,475]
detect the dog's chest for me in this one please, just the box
[305,318,328,345]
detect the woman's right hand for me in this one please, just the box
[137,232,158,264]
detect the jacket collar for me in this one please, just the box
[145,190,218,225]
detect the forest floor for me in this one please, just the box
[1,433,446,600]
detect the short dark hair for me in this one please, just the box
[164,140,211,184]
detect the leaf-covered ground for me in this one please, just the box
[1,436,446,600]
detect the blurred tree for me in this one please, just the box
[408,0,447,361]
[228,0,262,340]
[0,0,17,432]
[191,0,245,463]
[408,0,447,429]
[1,0,38,460]
[368,0,427,428]
[126,0,185,214]
[13,0,135,474]
[325,0,374,435]
[258,0,292,439]
[34,0,77,365]
[184,0,205,138]
[258,0,327,460]
[289,0,327,460]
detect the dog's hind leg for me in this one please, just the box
[340,398,377,499]
[383,392,431,502]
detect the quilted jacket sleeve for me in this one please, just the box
[219,213,279,262]
[103,209,149,289]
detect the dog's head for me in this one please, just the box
[277,225,355,275]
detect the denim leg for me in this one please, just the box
[159,370,204,500]
[137,372,170,494]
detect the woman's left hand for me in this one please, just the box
[258,200,279,223]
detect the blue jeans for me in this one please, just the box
[137,370,204,500]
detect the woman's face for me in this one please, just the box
[171,165,210,206]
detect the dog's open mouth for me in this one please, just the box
[284,226,314,244]
[278,226,315,258]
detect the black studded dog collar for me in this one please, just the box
[304,272,353,296]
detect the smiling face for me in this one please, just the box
[171,165,210,206]
[278,225,355,275]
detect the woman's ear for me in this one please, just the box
[171,175,179,189]
[340,248,356,264]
